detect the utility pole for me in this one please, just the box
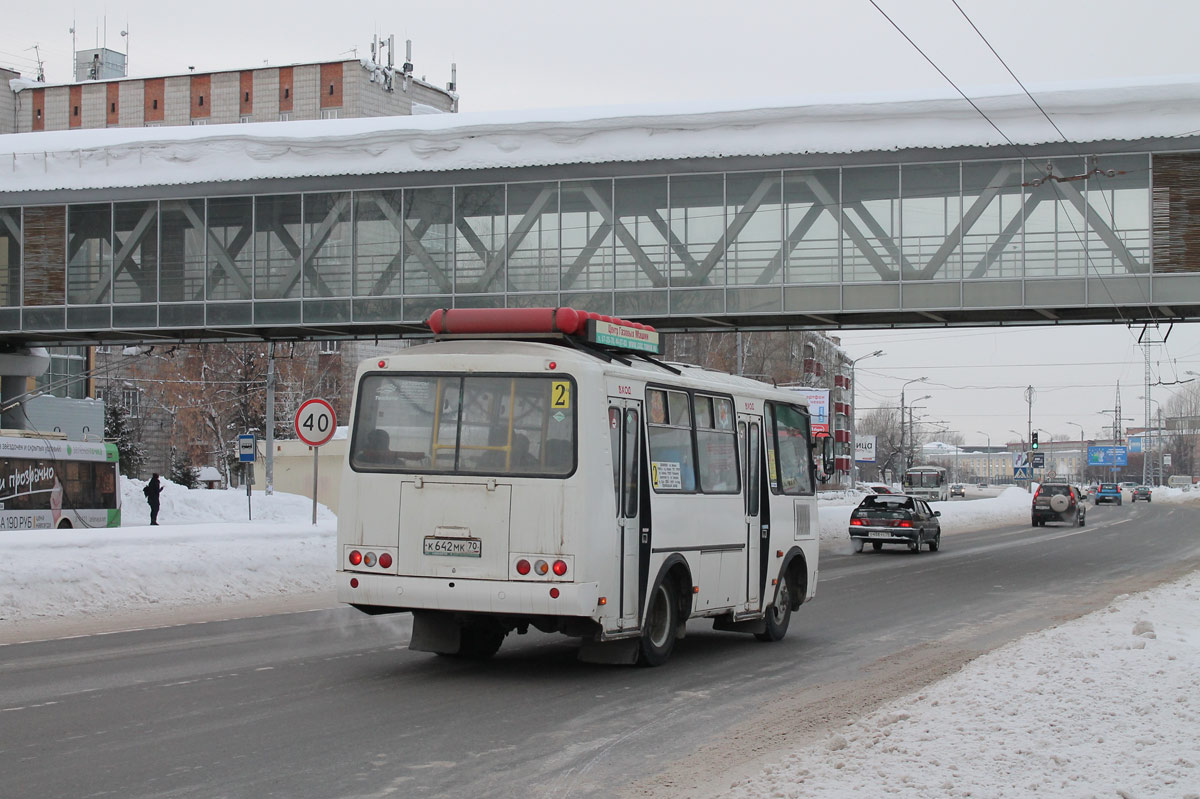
[265,342,275,495]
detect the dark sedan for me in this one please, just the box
[849,494,942,553]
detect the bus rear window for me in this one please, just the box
[351,374,576,476]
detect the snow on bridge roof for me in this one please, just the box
[4,76,1200,195]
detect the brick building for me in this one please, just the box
[3,56,456,134]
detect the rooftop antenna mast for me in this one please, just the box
[28,44,45,82]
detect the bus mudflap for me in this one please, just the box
[578,636,639,665]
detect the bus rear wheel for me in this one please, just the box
[638,578,678,666]
[56,518,73,529]
[755,572,792,642]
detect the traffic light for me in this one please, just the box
[1032,432,1039,450]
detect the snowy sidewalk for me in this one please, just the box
[719,569,1200,798]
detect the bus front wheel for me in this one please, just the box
[755,571,792,642]
[638,578,678,666]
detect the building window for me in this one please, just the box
[244,91,250,102]
[190,119,207,126]
[152,99,158,109]
[144,122,162,127]
[278,112,291,121]
[122,389,141,418]
[240,115,251,123]
[318,340,342,354]
[36,109,42,119]
[110,102,116,113]
[284,87,290,99]
[329,84,335,96]
[73,105,79,116]
[198,95,204,107]
[320,109,339,119]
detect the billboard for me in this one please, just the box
[854,435,877,463]
[1087,445,1128,466]
[789,388,831,435]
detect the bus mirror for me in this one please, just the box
[813,435,835,483]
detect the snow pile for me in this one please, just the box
[817,486,1031,540]
[121,475,335,527]
[0,476,334,624]
[720,571,1200,799]
[6,76,1200,194]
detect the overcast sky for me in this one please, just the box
[5,0,1200,450]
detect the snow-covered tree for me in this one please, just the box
[105,402,146,478]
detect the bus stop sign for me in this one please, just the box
[238,434,256,462]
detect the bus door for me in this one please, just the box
[738,414,764,606]
[608,400,643,625]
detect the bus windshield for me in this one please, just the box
[905,470,944,488]
[350,373,576,476]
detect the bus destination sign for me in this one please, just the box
[587,318,660,354]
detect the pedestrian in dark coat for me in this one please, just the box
[143,473,163,526]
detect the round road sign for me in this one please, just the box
[295,398,337,446]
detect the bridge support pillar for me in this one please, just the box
[0,348,51,431]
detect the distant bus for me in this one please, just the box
[0,435,121,530]
[903,465,949,502]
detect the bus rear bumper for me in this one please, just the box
[337,571,601,618]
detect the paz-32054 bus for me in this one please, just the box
[336,308,829,665]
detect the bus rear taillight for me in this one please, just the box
[516,559,531,575]
[552,560,568,576]
[379,553,393,569]
[535,560,550,575]
[349,550,363,566]
[364,552,377,567]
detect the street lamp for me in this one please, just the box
[899,377,928,484]
[906,396,932,479]
[1067,421,1085,483]
[977,430,991,486]
[848,349,884,487]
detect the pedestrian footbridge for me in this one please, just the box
[3,78,1200,347]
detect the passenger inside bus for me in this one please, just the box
[359,429,393,464]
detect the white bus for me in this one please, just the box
[0,433,121,530]
[903,465,949,502]
[336,308,829,665]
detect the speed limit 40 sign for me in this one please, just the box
[295,398,337,447]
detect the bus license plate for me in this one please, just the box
[423,537,482,557]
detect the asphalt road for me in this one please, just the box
[2,500,1199,799]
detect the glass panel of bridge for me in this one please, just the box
[68,203,112,304]
[113,201,158,304]
[669,173,724,287]
[783,169,840,284]
[1085,154,1150,277]
[614,177,668,291]
[454,184,506,294]
[960,160,1025,279]
[404,187,453,297]
[302,192,351,298]
[254,194,302,299]
[206,197,253,301]
[841,166,899,283]
[725,172,782,285]
[159,199,205,304]
[507,182,559,293]
[353,190,403,297]
[560,179,614,292]
[1023,157,1087,278]
[901,163,961,280]
[0,208,20,310]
